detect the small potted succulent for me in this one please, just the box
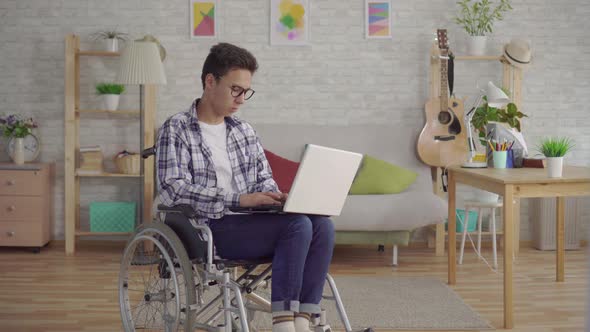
[537,137,574,178]
[91,28,128,52]
[453,0,513,55]
[96,83,125,111]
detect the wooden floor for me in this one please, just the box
[0,241,587,332]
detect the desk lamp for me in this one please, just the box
[463,81,509,168]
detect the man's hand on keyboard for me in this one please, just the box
[279,193,288,203]
[239,192,283,207]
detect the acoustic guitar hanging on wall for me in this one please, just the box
[417,29,467,167]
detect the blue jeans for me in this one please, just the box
[209,213,335,314]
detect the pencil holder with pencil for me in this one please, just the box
[487,139,515,169]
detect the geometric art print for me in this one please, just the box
[190,0,217,39]
[366,0,392,39]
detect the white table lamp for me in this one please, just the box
[485,81,510,108]
[463,81,509,168]
[116,41,167,225]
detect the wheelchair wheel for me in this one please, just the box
[119,222,196,332]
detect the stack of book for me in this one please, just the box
[78,145,104,175]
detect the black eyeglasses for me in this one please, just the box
[230,85,255,100]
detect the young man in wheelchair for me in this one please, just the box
[156,42,335,332]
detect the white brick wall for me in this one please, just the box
[1,0,588,243]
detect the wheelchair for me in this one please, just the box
[118,148,374,332]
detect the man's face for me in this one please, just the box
[206,68,253,117]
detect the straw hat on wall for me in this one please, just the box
[503,39,532,69]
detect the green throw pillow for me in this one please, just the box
[349,155,418,195]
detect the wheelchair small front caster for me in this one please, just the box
[377,244,384,252]
[312,309,331,332]
[314,325,331,332]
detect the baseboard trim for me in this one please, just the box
[364,240,588,250]
[50,238,588,251]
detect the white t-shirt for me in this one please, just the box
[198,121,240,194]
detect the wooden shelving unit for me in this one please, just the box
[426,42,524,257]
[75,171,142,178]
[64,34,156,255]
[77,109,140,116]
[428,47,523,111]
[78,51,120,57]
[76,231,132,237]
[454,55,503,61]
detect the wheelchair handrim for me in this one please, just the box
[119,234,181,331]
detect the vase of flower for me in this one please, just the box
[0,114,38,164]
[12,137,24,164]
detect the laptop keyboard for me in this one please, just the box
[229,204,285,213]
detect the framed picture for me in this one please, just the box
[270,0,309,46]
[365,0,392,39]
[190,0,217,39]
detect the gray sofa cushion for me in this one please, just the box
[252,123,447,232]
[335,192,446,231]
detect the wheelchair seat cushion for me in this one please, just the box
[164,212,274,267]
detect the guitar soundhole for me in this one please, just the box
[438,111,451,125]
[449,118,461,135]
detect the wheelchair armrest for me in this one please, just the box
[141,146,156,159]
[157,204,197,219]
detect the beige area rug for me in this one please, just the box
[249,276,493,331]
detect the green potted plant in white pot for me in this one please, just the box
[538,137,574,178]
[471,96,527,145]
[96,83,125,111]
[453,0,513,55]
[91,28,128,52]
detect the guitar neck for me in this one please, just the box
[440,52,448,112]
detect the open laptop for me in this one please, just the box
[229,144,363,216]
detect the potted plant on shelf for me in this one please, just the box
[91,28,128,52]
[471,95,527,143]
[538,137,574,178]
[96,83,125,111]
[453,0,513,56]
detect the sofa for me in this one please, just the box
[253,124,448,266]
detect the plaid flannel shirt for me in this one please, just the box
[156,98,279,224]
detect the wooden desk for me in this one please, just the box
[447,166,590,329]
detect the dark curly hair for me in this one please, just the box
[201,43,258,89]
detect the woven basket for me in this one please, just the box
[114,154,140,174]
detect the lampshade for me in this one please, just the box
[116,41,167,85]
[485,81,509,108]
